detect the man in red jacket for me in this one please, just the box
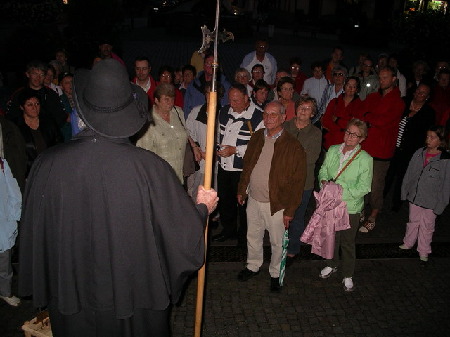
[132,56,157,107]
[356,66,405,232]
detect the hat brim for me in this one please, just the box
[73,68,149,138]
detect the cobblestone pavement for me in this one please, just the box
[2,257,449,337]
[172,259,450,337]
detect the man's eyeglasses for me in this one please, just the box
[263,112,281,119]
[333,73,345,77]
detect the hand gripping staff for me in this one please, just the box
[194,1,233,336]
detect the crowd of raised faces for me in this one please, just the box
[0,40,449,183]
[0,38,449,306]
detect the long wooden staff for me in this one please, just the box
[194,1,220,336]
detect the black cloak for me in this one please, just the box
[19,128,207,319]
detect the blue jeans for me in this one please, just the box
[288,189,313,256]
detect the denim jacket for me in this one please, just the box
[0,158,21,252]
[401,148,450,215]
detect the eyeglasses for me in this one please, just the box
[29,71,45,77]
[345,130,362,138]
[363,64,372,67]
[298,106,312,111]
[291,66,300,69]
[263,112,281,119]
[281,87,293,92]
[252,70,263,73]
[161,74,172,78]
[333,73,345,77]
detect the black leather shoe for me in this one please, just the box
[212,234,231,242]
[270,277,281,292]
[238,268,259,281]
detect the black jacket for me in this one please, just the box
[397,101,436,158]
[7,86,67,128]
[0,116,27,191]
[16,115,63,177]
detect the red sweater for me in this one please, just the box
[132,76,157,107]
[430,85,450,125]
[294,72,308,94]
[322,95,362,150]
[355,87,405,159]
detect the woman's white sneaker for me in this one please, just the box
[343,277,355,292]
[319,266,337,279]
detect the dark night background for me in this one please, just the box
[0,0,449,90]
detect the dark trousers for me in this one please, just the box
[217,167,247,240]
[384,148,413,210]
[328,213,360,278]
[49,299,170,337]
[288,189,313,256]
[0,249,12,297]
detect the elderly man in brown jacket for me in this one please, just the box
[237,101,306,292]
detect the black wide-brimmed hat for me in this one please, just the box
[73,59,149,138]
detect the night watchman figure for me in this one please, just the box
[18,59,218,337]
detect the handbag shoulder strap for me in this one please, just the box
[173,107,186,128]
[332,148,362,182]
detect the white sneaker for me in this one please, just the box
[319,266,337,279]
[358,226,368,233]
[343,277,355,292]
[0,295,21,307]
[399,244,410,250]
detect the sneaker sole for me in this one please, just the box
[344,285,355,292]
[319,268,337,279]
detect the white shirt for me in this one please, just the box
[241,53,277,85]
[218,103,264,172]
[186,105,207,173]
[301,76,329,103]
[396,70,407,97]
[135,77,152,93]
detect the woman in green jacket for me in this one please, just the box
[318,118,373,292]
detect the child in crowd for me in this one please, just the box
[400,126,450,264]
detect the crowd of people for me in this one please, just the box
[0,37,449,336]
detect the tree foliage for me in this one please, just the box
[393,10,450,63]
[0,0,63,24]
